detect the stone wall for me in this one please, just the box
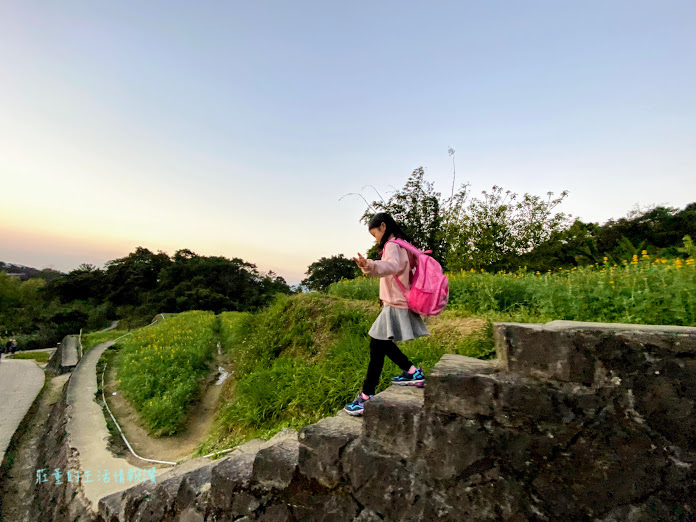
[46,334,79,376]
[45,335,68,376]
[26,375,94,521]
[91,320,695,521]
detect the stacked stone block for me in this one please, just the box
[93,320,695,521]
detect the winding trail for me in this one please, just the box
[0,358,45,464]
[100,320,120,332]
[66,340,157,512]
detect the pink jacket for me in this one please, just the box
[360,235,416,309]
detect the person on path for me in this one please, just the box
[344,213,430,416]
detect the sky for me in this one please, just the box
[1,1,694,285]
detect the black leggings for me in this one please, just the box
[362,337,413,396]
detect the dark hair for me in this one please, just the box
[367,212,412,250]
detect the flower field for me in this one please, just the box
[115,310,217,436]
[329,253,696,326]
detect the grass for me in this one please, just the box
[327,276,379,300]
[198,293,492,454]
[114,311,217,436]
[96,346,129,457]
[329,254,696,326]
[8,351,51,363]
[107,252,696,455]
[81,329,130,353]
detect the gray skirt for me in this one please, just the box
[369,305,430,342]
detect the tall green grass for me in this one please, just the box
[81,329,129,352]
[201,293,492,453]
[327,276,379,300]
[329,255,696,326]
[115,311,217,436]
[9,351,51,363]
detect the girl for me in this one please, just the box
[344,212,430,416]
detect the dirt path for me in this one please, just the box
[103,353,228,464]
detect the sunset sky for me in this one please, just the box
[1,2,695,285]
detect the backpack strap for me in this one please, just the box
[385,238,432,256]
[385,239,432,297]
[392,273,408,295]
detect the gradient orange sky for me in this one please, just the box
[2,2,695,285]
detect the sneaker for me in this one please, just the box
[392,366,425,387]
[344,392,373,416]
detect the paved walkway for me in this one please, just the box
[100,321,120,332]
[0,358,45,464]
[66,341,149,512]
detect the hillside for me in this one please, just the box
[0,261,64,282]
[92,293,491,460]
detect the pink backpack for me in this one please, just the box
[385,239,449,316]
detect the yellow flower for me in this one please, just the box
[641,250,647,255]
[609,280,614,284]
[536,271,540,275]
[603,257,608,262]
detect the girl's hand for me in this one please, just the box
[352,252,369,269]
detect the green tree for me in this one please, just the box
[595,204,696,259]
[678,235,696,258]
[47,263,106,303]
[156,249,288,313]
[352,166,569,272]
[445,186,570,271]
[259,271,293,300]
[360,167,450,263]
[104,247,172,307]
[302,255,359,292]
